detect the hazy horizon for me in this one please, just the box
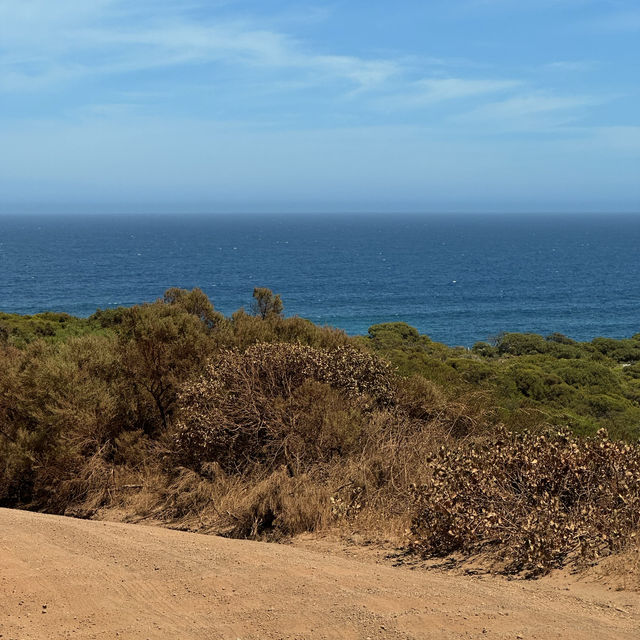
[2,206,640,216]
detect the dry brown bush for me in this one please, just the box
[410,428,640,576]
[164,340,495,541]
[104,418,440,541]
[395,375,494,439]
[174,342,395,472]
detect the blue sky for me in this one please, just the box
[1,0,638,213]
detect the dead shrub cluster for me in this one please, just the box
[174,342,395,471]
[167,341,494,540]
[410,428,640,576]
[165,342,452,537]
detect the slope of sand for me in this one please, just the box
[0,508,638,639]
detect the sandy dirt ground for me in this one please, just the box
[0,508,638,639]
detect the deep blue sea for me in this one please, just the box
[1,213,639,346]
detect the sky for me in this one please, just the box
[0,0,638,213]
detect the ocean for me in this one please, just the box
[1,212,639,347]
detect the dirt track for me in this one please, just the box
[1,508,638,639]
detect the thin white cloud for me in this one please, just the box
[0,2,400,93]
[377,77,520,110]
[453,93,605,131]
[544,60,596,72]
[0,0,611,134]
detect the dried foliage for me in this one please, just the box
[410,428,640,576]
[174,342,395,471]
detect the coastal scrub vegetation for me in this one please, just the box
[411,428,640,577]
[1,288,640,579]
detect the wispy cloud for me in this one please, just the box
[82,21,398,85]
[453,93,605,131]
[544,60,597,72]
[0,1,400,94]
[376,77,520,110]
[0,1,626,140]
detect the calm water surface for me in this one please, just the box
[1,213,639,346]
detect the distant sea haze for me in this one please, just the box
[1,212,639,347]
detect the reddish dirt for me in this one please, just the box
[1,508,638,639]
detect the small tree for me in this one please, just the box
[118,302,214,432]
[163,287,224,330]
[252,287,283,320]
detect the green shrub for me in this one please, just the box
[592,337,640,363]
[118,301,216,431]
[546,332,576,345]
[556,360,618,390]
[471,341,497,357]
[496,332,549,356]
